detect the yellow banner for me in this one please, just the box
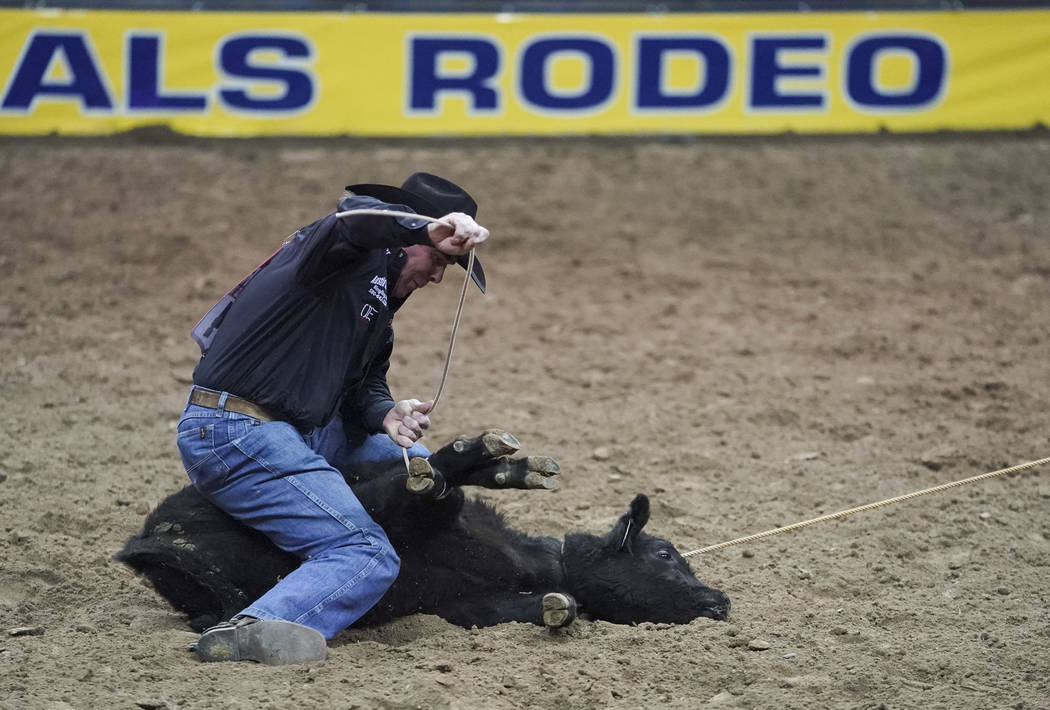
[1,8,1048,135]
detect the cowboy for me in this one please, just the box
[175,173,489,665]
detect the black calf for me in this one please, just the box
[117,430,730,632]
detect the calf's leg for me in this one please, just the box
[407,429,561,494]
[458,456,560,490]
[429,591,578,629]
[427,429,521,473]
[407,454,561,494]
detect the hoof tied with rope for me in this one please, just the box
[406,457,446,497]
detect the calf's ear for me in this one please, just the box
[609,494,650,553]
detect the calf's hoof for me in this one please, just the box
[195,618,327,666]
[520,457,560,490]
[477,456,561,490]
[476,429,520,458]
[542,592,578,629]
[406,457,436,496]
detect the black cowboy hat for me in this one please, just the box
[346,172,486,293]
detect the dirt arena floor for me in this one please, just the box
[1,132,1048,710]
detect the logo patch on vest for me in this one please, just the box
[369,275,388,307]
[360,303,379,322]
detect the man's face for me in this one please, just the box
[392,244,455,299]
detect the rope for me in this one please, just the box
[333,208,476,472]
[682,456,1050,557]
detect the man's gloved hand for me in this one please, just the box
[427,213,489,256]
[383,399,433,448]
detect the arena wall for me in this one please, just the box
[1,7,1047,135]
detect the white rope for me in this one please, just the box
[333,208,476,472]
[333,208,456,225]
[682,456,1050,557]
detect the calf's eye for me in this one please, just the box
[657,550,672,560]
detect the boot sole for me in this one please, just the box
[196,620,327,665]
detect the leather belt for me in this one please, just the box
[189,387,278,423]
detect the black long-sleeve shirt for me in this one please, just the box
[192,195,432,432]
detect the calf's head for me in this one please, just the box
[562,494,730,624]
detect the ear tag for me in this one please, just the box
[619,519,632,551]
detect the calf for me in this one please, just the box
[117,430,730,631]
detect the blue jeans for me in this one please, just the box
[175,388,428,639]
